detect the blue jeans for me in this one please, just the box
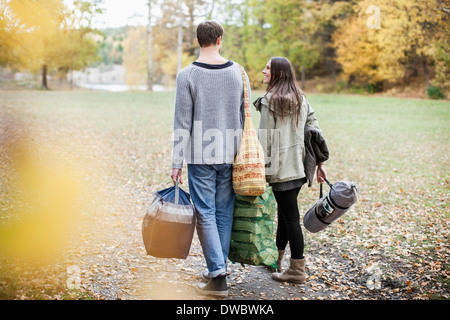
[187,164,235,278]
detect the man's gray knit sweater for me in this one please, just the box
[172,61,249,169]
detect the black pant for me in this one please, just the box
[273,187,304,259]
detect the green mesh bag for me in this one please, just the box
[229,187,278,268]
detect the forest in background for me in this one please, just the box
[0,0,449,98]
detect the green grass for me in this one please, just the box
[1,89,448,208]
[1,89,448,211]
[0,89,449,299]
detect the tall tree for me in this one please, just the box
[0,0,19,67]
[184,0,209,55]
[0,0,102,89]
[219,0,327,88]
[147,0,155,91]
[60,0,104,89]
[177,0,184,73]
[7,0,66,89]
[123,26,148,88]
[333,0,449,90]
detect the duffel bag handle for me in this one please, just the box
[175,177,180,205]
[319,178,333,199]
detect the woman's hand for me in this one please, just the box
[316,164,327,183]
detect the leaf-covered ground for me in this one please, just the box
[0,90,448,300]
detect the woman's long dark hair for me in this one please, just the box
[265,57,303,127]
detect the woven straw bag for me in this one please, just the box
[232,66,266,196]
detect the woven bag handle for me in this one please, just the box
[238,65,252,120]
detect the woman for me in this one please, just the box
[254,57,327,284]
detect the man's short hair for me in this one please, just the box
[196,21,224,47]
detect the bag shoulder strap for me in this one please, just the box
[238,64,251,120]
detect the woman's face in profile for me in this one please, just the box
[262,60,271,84]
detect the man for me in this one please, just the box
[170,21,248,297]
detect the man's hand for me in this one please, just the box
[316,164,327,183]
[170,168,183,185]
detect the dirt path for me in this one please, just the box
[65,175,444,301]
[1,124,446,301]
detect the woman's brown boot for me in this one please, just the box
[271,258,306,284]
[275,250,285,272]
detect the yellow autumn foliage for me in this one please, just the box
[333,0,449,86]
[0,0,100,87]
[0,120,83,263]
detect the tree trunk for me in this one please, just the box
[41,64,48,90]
[422,55,430,88]
[301,64,305,89]
[147,0,154,91]
[70,58,74,90]
[70,69,73,90]
[347,75,355,89]
[207,0,215,19]
[301,33,306,89]
[330,58,336,78]
[186,1,196,56]
[177,0,183,74]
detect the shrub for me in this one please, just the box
[427,86,446,100]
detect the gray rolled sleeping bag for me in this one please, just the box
[303,179,358,233]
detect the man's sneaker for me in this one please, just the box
[196,273,228,297]
[200,270,210,282]
[200,268,230,282]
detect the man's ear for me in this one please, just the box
[216,36,222,46]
